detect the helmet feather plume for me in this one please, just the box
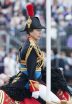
[26,3,34,17]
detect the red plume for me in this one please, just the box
[26,3,34,17]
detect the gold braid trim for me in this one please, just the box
[12,73,21,84]
[36,61,44,70]
[20,61,26,65]
[27,16,32,29]
[19,39,35,65]
[28,37,43,59]
[33,45,44,61]
[33,45,44,70]
[25,45,33,63]
[21,38,44,71]
[29,39,44,70]
[25,38,36,63]
[12,77,20,84]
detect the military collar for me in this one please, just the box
[28,36,37,46]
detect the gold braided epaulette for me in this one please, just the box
[24,38,36,62]
[25,45,33,62]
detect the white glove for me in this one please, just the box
[39,84,60,102]
[32,91,39,99]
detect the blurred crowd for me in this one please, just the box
[51,0,72,48]
[0,0,46,36]
[0,48,19,86]
[51,50,72,85]
[51,0,72,85]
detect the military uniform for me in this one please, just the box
[0,37,44,101]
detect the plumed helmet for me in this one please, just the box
[21,3,46,32]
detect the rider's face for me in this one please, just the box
[30,29,42,41]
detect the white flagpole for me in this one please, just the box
[46,0,51,101]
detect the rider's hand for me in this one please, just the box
[33,82,39,89]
